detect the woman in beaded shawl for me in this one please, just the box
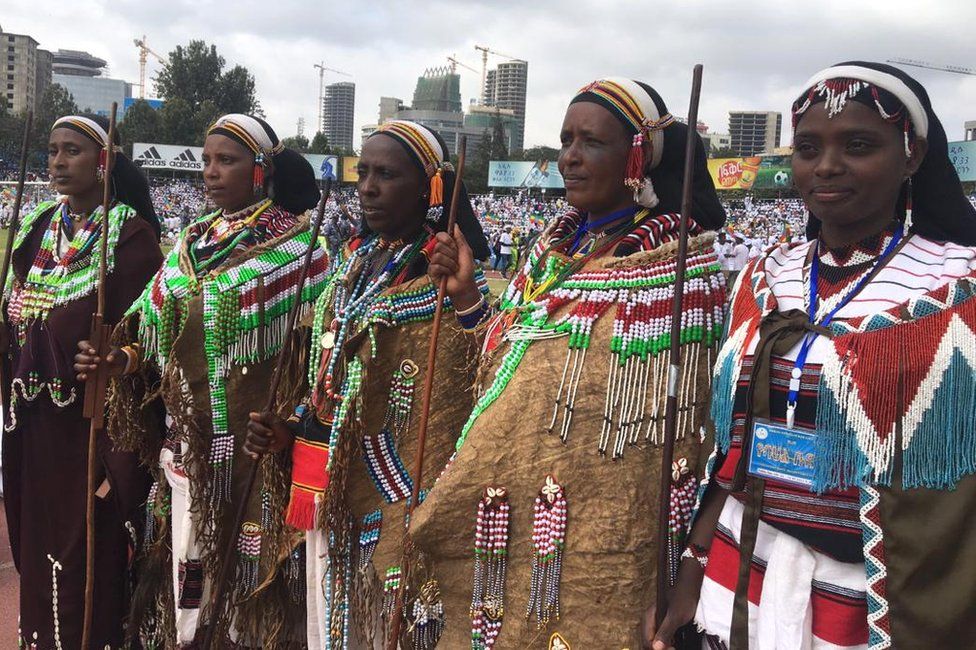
[243,120,489,650]
[74,113,325,648]
[414,78,727,648]
[3,114,162,649]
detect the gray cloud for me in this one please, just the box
[7,0,975,149]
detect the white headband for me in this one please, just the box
[601,76,667,169]
[799,65,929,139]
[210,113,278,154]
[52,115,109,145]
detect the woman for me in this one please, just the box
[244,120,490,650]
[3,114,162,649]
[411,78,726,648]
[75,113,325,647]
[650,62,976,650]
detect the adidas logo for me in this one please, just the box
[137,146,167,168]
[170,148,203,171]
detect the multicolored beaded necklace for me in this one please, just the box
[130,215,329,506]
[5,200,132,337]
[454,212,726,457]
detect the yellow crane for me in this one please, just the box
[474,45,524,104]
[133,35,165,99]
[314,61,351,134]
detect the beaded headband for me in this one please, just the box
[372,120,453,220]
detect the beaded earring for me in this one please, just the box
[471,485,510,649]
[526,475,566,629]
[904,176,914,233]
[253,152,266,196]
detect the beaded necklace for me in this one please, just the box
[189,198,272,273]
[316,234,426,402]
[454,214,726,457]
[130,221,329,506]
[5,200,133,339]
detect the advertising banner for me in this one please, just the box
[132,143,204,172]
[341,156,360,183]
[488,160,565,189]
[302,154,339,181]
[707,157,761,190]
[949,140,976,182]
[752,155,794,189]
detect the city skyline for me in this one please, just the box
[2,0,975,151]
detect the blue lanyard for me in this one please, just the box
[568,205,638,254]
[785,227,903,426]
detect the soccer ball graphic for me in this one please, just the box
[773,170,790,186]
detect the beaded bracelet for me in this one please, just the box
[680,543,709,569]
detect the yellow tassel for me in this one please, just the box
[429,169,444,207]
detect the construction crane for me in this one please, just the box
[474,45,524,104]
[133,35,166,99]
[314,61,351,134]
[887,58,976,76]
[447,55,479,75]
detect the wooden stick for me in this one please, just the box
[655,65,704,627]
[82,100,118,650]
[203,177,333,650]
[385,135,468,650]
[0,111,33,408]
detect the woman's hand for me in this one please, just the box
[427,229,483,312]
[641,559,706,649]
[244,411,295,459]
[73,340,126,382]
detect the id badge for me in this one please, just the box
[747,418,817,489]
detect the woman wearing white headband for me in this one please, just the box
[412,77,726,648]
[3,113,162,649]
[74,113,326,647]
[649,61,976,650]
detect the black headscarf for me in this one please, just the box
[207,113,320,215]
[52,113,160,238]
[794,61,976,245]
[570,78,726,231]
[367,122,491,261]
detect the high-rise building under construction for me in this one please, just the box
[482,60,528,152]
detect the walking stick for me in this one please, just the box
[655,65,704,626]
[204,177,333,649]
[81,101,118,649]
[0,111,33,406]
[385,135,468,650]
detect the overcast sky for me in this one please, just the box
[5,0,976,149]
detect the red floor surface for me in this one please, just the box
[0,501,19,648]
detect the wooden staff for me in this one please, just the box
[81,101,118,649]
[204,177,333,650]
[386,135,468,650]
[0,111,33,404]
[655,64,704,626]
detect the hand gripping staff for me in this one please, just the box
[203,177,333,649]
